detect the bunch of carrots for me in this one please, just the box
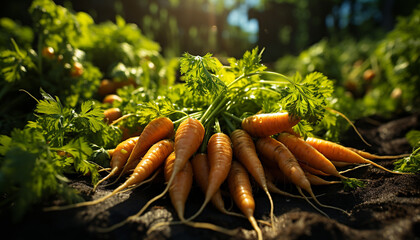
[44,49,411,239]
[45,113,408,240]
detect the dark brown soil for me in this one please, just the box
[5,114,420,240]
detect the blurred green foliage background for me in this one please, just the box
[1,0,418,61]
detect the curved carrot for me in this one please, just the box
[164,152,193,221]
[241,112,300,137]
[188,132,232,221]
[93,136,139,191]
[305,137,409,174]
[230,129,275,227]
[119,117,174,177]
[228,160,263,240]
[44,139,173,211]
[277,133,345,179]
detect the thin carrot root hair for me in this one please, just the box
[147,220,239,237]
[45,139,173,212]
[92,167,119,192]
[298,186,350,216]
[44,167,164,212]
[347,147,410,160]
[296,187,329,218]
[325,107,371,147]
[98,167,111,173]
[338,164,371,174]
[118,169,162,194]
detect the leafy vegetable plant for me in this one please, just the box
[0,89,119,221]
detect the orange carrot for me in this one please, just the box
[164,152,193,221]
[104,108,122,124]
[230,129,275,227]
[119,117,174,177]
[256,137,345,216]
[347,147,410,160]
[228,160,263,240]
[188,132,232,221]
[241,112,300,137]
[112,139,174,193]
[191,153,244,219]
[130,117,205,220]
[305,137,409,174]
[44,139,173,211]
[93,136,139,191]
[277,133,345,179]
[256,137,312,193]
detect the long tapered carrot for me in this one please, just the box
[230,129,275,227]
[305,137,410,174]
[191,153,253,220]
[256,137,346,216]
[112,139,174,193]
[228,160,263,240]
[124,117,205,222]
[92,136,139,191]
[187,132,233,221]
[164,152,193,221]
[277,133,345,179]
[256,137,313,194]
[241,112,300,137]
[119,117,174,177]
[44,139,173,211]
